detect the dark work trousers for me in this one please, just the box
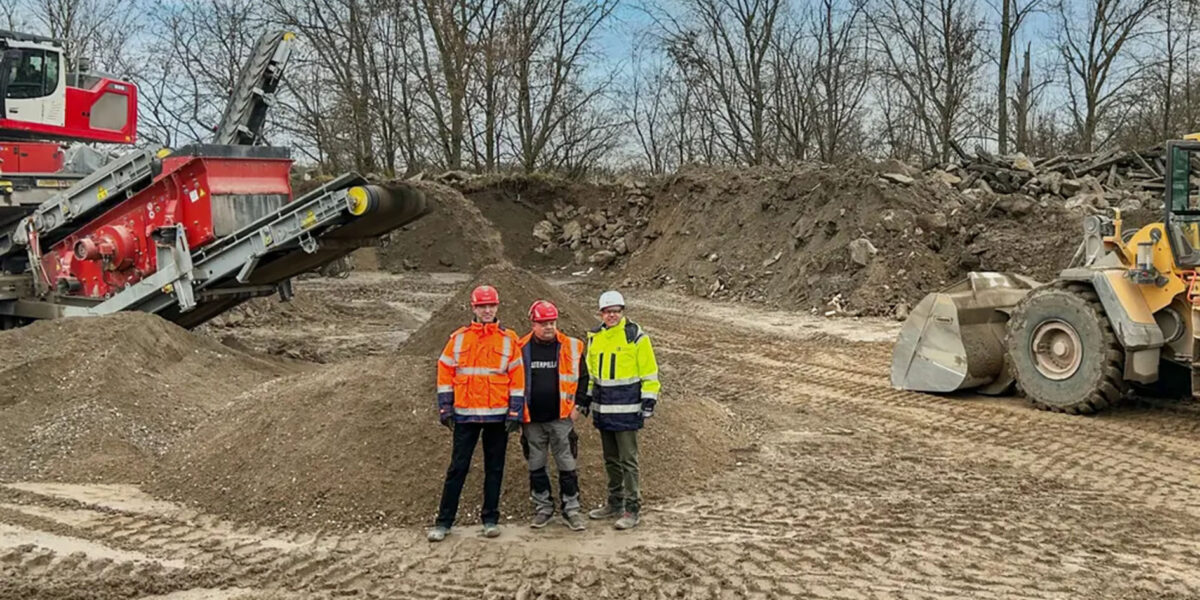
[435,421,509,528]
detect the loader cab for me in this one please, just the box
[1164,139,1200,268]
[0,33,66,130]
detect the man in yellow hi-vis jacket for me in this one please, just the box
[577,290,660,530]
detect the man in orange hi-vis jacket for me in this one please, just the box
[427,284,525,542]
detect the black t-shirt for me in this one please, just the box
[528,339,560,422]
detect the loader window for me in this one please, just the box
[1165,143,1200,267]
[4,48,59,99]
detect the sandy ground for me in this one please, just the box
[5,272,1200,599]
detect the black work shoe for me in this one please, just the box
[565,512,587,531]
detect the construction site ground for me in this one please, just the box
[5,270,1200,600]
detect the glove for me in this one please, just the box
[440,414,454,430]
[506,420,520,434]
[641,407,654,419]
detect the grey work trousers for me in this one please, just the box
[522,419,581,516]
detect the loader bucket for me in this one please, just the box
[891,272,1041,393]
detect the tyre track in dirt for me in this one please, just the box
[0,482,807,599]
[6,282,1200,599]
[786,357,1200,516]
[646,304,1200,520]
[632,303,1200,599]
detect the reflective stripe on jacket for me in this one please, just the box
[583,317,660,431]
[517,331,585,423]
[436,321,526,423]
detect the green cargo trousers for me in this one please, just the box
[600,430,640,513]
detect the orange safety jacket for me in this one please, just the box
[436,321,525,424]
[517,331,585,423]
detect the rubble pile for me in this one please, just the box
[529,181,654,269]
[913,146,1166,214]
[611,162,1087,318]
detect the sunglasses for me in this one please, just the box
[600,308,623,315]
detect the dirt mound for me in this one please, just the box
[377,180,505,272]
[199,275,427,363]
[620,163,1085,316]
[399,262,596,357]
[456,173,619,267]
[151,353,740,530]
[0,313,291,482]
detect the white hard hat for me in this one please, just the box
[598,290,625,310]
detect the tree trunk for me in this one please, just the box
[998,0,1012,154]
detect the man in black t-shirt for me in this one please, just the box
[517,300,589,531]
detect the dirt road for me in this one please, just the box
[4,272,1200,599]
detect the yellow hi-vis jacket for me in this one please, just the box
[582,317,660,431]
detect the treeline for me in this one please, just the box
[5,0,1198,175]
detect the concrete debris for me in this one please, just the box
[881,172,915,185]
[849,238,878,267]
[526,186,655,268]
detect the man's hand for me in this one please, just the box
[440,415,454,430]
[575,405,590,419]
[505,420,521,434]
[641,407,654,419]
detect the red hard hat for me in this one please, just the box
[528,300,559,322]
[470,285,500,306]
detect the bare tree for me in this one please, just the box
[655,0,789,165]
[409,0,492,170]
[1054,0,1158,152]
[1011,43,1051,152]
[996,0,1039,153]
[136,0,264,146]
[264,0,383,173]
[505,0,618,172]
[28,0,143,73]
[809,0,870,161]
[768,22,817,161]
[869,0,988,161]
[626,50,672,173]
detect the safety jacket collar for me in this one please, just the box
[600,317,627,331]
[519,329,575,347]
[468,320,505,335]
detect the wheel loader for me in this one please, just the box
[891,136,1200,413]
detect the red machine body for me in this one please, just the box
[0,75,138,146]
[40,153,292,299]
[0,141,63,173]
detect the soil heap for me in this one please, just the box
[151,352,740,531]
[199,276,427,363]
[619,163,1086,317]
[0,313,291,482]
[377,180,506,272]
[399,262,596,357]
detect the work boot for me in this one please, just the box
[564,512,587,531]
[427,525,450,542]
[614,511,640,530]
[482,523,501,538]
[588,503,622,520]
[531,512,553,529]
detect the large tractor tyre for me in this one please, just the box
[1005,283,1125,414]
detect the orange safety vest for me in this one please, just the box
[517,330,584,422]
[436,321,525,423]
